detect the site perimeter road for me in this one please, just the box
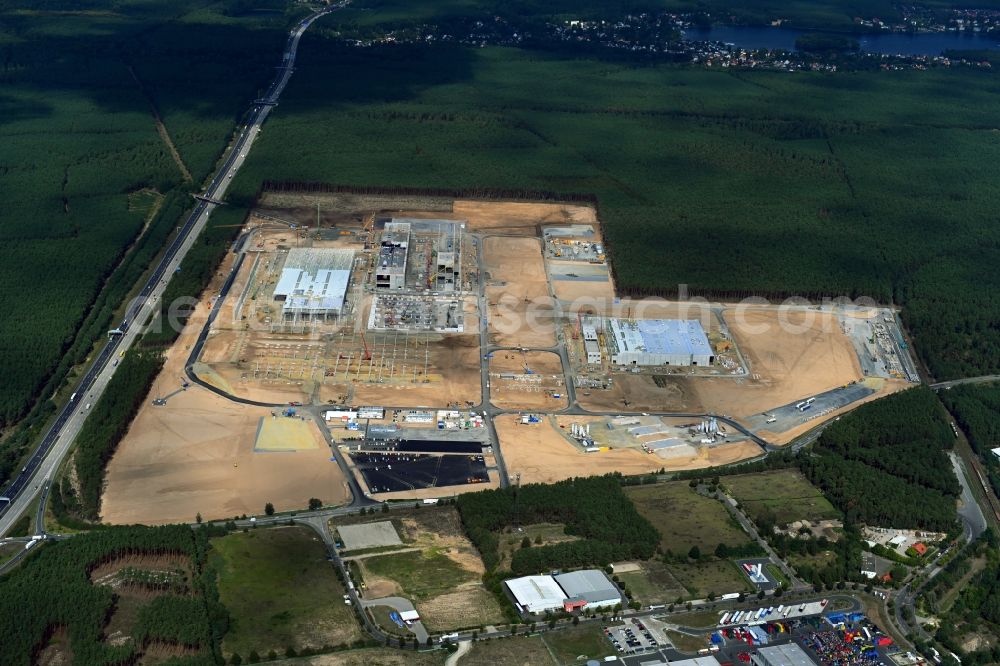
[0,4,343,538]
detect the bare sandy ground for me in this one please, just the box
[102,267,351,525]
[489,350,567,411]
[551,276,616,303]
[484,236,557,348]
[578,374,703,413]
[495,415,661,484]
[455,200,596,233]
[581,307,864,422]
[657,440,765,471]
[692,308,864,418]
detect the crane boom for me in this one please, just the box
[360,331,372,361]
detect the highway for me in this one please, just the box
[930,374,1000,390]
[0,4,341,538]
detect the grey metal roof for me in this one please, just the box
[554,570,620,604]
[754,643,818,666]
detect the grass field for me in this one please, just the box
[668,560,753,599]
[666,628,712,653]
[364,549,477,601]
[670,609,725,628]
[367,605,414,638]
[463,635,555,665]
[625,482,752,555]
[211,526,361,657]
[0,542,23,567]
[542,624,616,663]
[280,647,444,665]
[723,469,841,527]
[617,560,687,605]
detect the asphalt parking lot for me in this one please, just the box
[606,617,663,657]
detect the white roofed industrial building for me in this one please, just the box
[751,643,819,666]
[671,657,723,666]
[273,248,354,320]
[505,575,567,613]
[605,318,713,367]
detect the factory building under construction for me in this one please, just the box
[373,218,463,293]
[601,318,714,367]
[273,247,355,320]
[375,221,410,290]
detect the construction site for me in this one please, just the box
[98,191,923,522]
[193,211,481,408]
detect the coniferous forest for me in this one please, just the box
[801,387,959,531]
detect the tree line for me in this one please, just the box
[0,524,229,665]
[456,474,660,575]
[800,387,959,531]
[940,382,1000,499]
[69,349,164,521]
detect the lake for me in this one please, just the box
[682,25,1000,56]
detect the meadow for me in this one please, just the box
[210,525,362,659]
[234,27,1000,385]
[625,482,753,556]
[722,469,841,527]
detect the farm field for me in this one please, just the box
[233,24,1000,387]
[625,482,754,555]
[211,525,362,659]
[723,469,841,527]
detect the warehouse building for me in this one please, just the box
[670,657,723,666]
[506,569,620,615]
[605,318,713,367]
[375,221,410,290]
[273,248,354,320]
[554,570,621,610]
[505,575,567,614]
[751,643,818,666]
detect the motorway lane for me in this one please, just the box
[930,374,1000,390]
[0,5,341,538]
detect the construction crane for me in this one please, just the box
[574,311,584,340]
[360,331,372,361]
[363,211,376,248]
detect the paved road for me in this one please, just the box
[930,375,1000,390]
[445,640,471,666]
[0,4,342,538]
[359,596,430,643]
[951,451,988,543]
[719,493,805,591]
